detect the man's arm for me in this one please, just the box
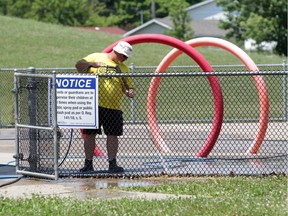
[75,59,100,73]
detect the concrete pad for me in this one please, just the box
[0,128,16,165]
[0,128,15,139]
[0,183,73,199]
[0,153,15,165]
[0,178,193,200]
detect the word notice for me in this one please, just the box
[52,75,98,128]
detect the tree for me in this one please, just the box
[85,0,119,27]
[186,0,203,4]
[216,0,287,56]
[0,0,33,18]
[154,0,202,19]
[0,0,202,30]
[28,0,89,26]
[165,0,194,41]
[114,0,151,29]
[85,0,152,29]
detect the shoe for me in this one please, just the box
[80,159,94,172]
[108,159,124,173]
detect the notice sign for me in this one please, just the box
[53,75,98,128]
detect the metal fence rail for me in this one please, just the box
[11,66,287,179]
[1,63,287,127]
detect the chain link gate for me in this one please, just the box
[14,69,59,180]
[14,67,287,179]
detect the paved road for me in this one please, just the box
[0,128,192,200]
[0,127,286,200]
[0,128,15,165]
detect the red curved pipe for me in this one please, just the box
[185,37,269,154]
[103,34,224,156]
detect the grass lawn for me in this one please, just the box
[0,15,286,68]
[0,15,287,125]
[0,176,287,215]
[0,15,287,216]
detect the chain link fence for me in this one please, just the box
[2,63,288,179]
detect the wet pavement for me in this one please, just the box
[0,128,192,200]
[0,176,193,200]
[1,127,287,200]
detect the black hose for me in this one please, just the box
[0,175,23,188]
[0,164,24,188]
[58,129,74,167]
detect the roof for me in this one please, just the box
[123,19,171,37]
[123,0,226,38]
[123,18,226,38]
[190,20,226,37]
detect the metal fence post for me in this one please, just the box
[13,69,20,170]
[27,67,38,171]
[130,63,136,124]
[0,69,2,127]
[52,70,59,180]
[283,59,287,121]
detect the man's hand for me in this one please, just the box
[125,89,134,98]
[75,60,101,73]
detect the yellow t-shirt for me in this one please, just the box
[83,53,134,110]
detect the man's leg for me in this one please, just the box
[106,135,118,160]
[84,134,96,159]
[107,135,123,172]
[80,133,96,172]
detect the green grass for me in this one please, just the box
[0,16,283,124]
[0,176,287,215]
[0,15,286,68]
[0,15,287,216]
[0,15,287,125]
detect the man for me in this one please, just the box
[75,41,135,173]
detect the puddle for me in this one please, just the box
[95,179,154,189]
[52,177,189,200]
[59,178,165,191]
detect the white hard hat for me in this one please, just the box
[113,41,133,58]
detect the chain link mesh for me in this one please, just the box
[5,64,288,178]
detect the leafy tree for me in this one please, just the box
[0,0,203,30]
[85,0,117,26]
[85,0,151,29]
[115,0,151,29]
[152,0,173,18]
[0,0,9,15]
[165,0,194,41]
[216,0,287,56]
[155,0,202,17]
[28,0,89,26]
[186,0,203,4]
[0,0,33,18]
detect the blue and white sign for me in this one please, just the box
[52,75,98,128]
